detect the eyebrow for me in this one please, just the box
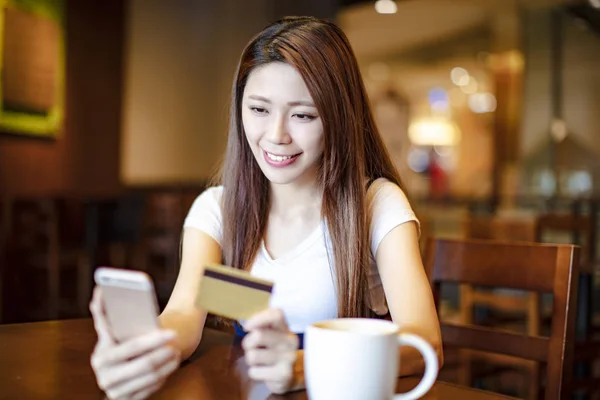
[247,95,315,108]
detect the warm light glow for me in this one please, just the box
[375,0,397,14]
[468,93,497,113]
[450,67,469,86]
[550,119,568,142]
[590,0,600,9]
[408,118,461,146]
[460,77,478,94]
[487,51,524,71]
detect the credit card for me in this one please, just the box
[196,264,273,321]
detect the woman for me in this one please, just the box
[90,16,442,399]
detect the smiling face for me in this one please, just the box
[241,62,325,187]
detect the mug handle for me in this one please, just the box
[393,333,438,400]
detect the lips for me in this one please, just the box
[262,150,301,167]
[265,152,298,162]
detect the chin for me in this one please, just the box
[262,172,302,185]
[255,155,320,186]
[257,165,304,186]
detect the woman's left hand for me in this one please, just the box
[242,308,300,394]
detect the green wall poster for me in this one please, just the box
[0,0,64,138]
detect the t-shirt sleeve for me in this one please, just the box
[183,186,224,245]
[368,178,420,256]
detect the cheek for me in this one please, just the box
[242,112,261,144]
[291,125,324,154]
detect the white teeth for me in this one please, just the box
[266,152,294,162]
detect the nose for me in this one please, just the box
[265,114,291,145]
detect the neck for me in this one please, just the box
[269,175,322,220]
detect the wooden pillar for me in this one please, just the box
[489,3,525,210]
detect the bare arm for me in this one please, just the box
[276,222,442,392]
[376,221,443,376]
[158,227,222,360]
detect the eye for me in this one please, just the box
[293,113,317,121]
[250,107,268,115]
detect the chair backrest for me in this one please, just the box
[425,238,580,400]
[462,214,543,339]
[4,198,60,321]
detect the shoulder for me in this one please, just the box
[366,178,419,254]
[367,178,412,212]
[183,186,224,243]
[200,185,224,201]
[189,186,224,210]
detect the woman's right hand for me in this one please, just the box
[89,287,181,400]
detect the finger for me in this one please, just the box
[248,363,293,384]
[244,309,289,331]
[105,357,178,399]
[245,348,296,367]
[242,330,298,352]
[92,330,176,371]
[266,379,293,395]
[97,345,178,391]
[89,287,115,346]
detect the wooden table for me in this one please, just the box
[0,319,513,399]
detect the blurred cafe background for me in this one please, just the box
[0,0,599,398]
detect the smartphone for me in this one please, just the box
[94,267,160,342]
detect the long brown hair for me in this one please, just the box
[220,16,405,318]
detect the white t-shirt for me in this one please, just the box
[183,178,419,333]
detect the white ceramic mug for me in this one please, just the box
[304,318,438,400]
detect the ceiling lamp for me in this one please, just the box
[408,117,461,146]
[375,0,397,14]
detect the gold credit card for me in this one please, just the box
[196,264,273,321]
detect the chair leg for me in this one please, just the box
[528,361,542,400]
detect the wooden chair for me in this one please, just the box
[135,191,186,306]
[537,212,600,397]
[55,198,93,317]
[463,214,541,334]
[2,198,91,323]
[461,215,543,398]
[426,238,580,400]
[4,199,61,321]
